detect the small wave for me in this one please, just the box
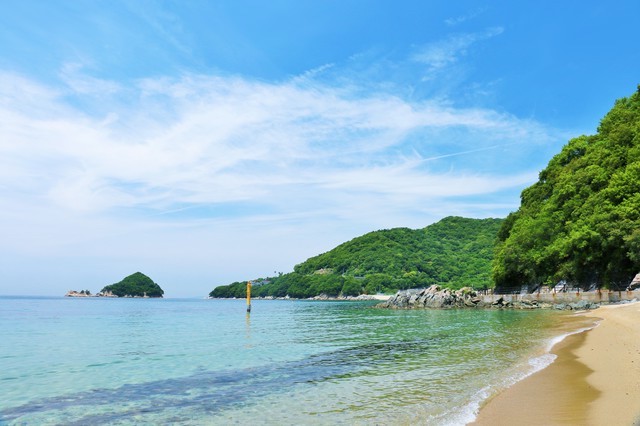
[428,355,557,426]
[544,321,600,352]
[432,320,601,425]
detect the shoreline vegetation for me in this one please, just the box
[209,217,504,300]
[211,87,640,302]
[208,285,640,311]
[210,87,640,302]
[208,293,392,301]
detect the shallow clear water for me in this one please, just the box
[0,297,570,425]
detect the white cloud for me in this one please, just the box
[444,8,486,27]
[0,68,553,217]
[60,63,123,96]
[412,27,504,74]
[0,60,563,295]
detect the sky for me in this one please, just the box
[1,1,639,297]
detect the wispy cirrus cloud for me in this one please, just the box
[0,34,565,295]
[412,27,504,76]
[60,63,123,96]
[444,8,486,27]
[0,67,548,218]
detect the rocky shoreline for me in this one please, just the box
[65,290,118,298]
[208,284,640,308]
[376,285,617,310]
[210,294,387,301]
[64,290,154,298]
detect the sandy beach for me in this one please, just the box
[473,302,640,425]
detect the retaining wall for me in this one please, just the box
[481,290,640,305]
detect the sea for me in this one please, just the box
[0,296,588,425]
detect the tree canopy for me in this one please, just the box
[101,272,164,297]
[493,86,640,291]
[210,216,503,298]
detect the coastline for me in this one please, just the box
[208,294,392,301]
[472,301,640,425]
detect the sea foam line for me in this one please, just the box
[430,318,601,426]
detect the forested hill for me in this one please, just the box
[101,272,164,297]
[493,86,640,291]
[209,216,503,298]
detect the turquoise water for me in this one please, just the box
[0,297,569,425]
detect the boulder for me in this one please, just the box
[492,297,504,306]
[377,285,481,309]
[571,300,589,310]
[627,273,640,291]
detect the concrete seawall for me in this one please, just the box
[481,289,640,305]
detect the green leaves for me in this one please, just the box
[210,217,503,298]
[494,86,640,290]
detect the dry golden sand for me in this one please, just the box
[472,302,640,426]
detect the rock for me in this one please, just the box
[377,288,605,311]
[515,300,536,309]
[65,290,88,297]
[627,273,640,291]
[572,300,588,310]
[377,285,483,309]
[408,293,420,305]
[567,300,600,310]
[311,294,330,300]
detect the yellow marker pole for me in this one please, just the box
[246,281,252,313]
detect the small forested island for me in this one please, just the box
[210,217,503,298]
[66,272,164,298]
[100,272,164,297]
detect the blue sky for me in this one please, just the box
[1,1,638,297]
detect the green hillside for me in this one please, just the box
[493,86,640,291]
[209,216,503,298]
[101,272,164,297]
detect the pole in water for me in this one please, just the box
[246,280,252,313]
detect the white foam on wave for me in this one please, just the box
[544,321,600,352]
[432,355,556,426]
[429,319,601,426]
[433,385,492,426]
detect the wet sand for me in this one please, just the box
[473,302,640,426]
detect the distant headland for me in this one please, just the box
[65,272,164,298]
